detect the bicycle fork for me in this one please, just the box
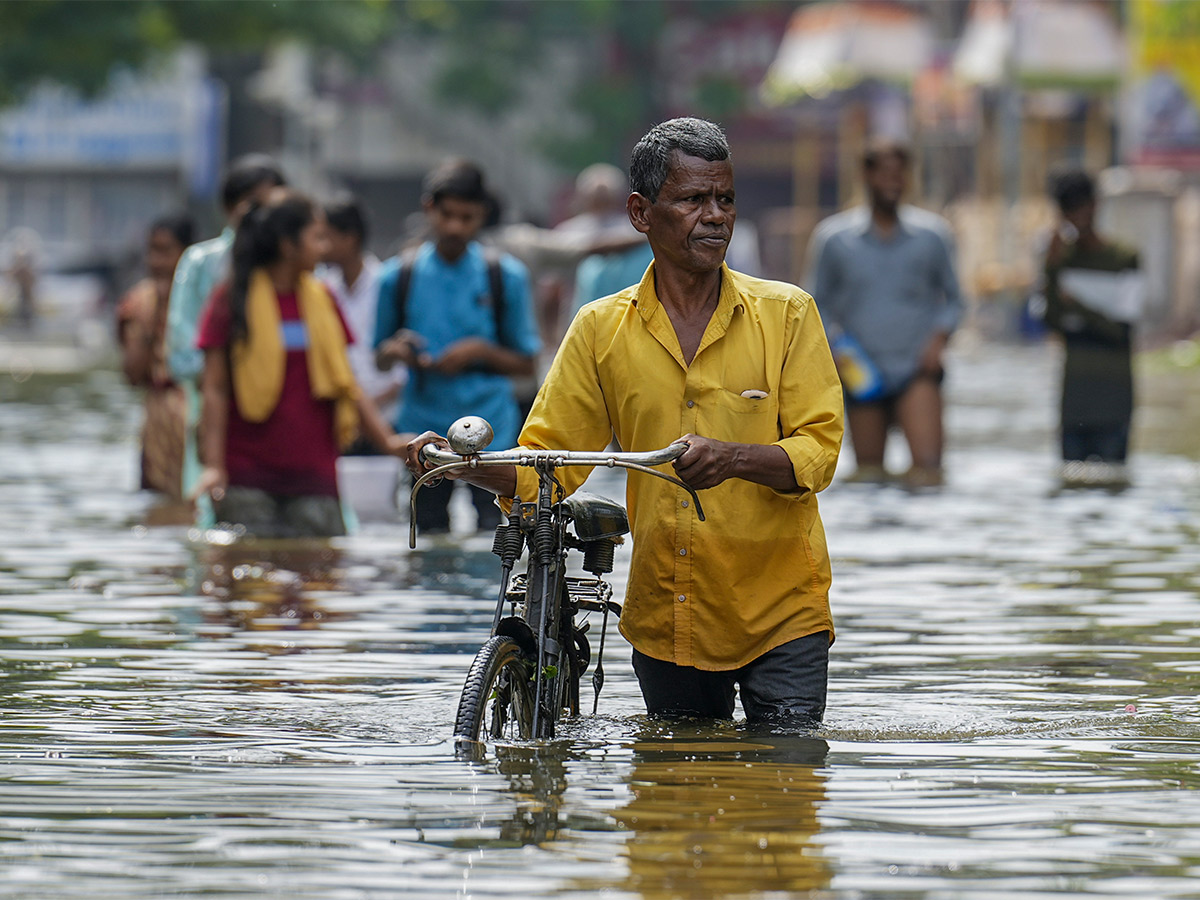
[530,470,566,739]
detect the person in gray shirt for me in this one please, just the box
[806,140,963,486]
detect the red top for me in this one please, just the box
[197,283,352,498]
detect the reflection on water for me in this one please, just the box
[606,727,829,898]
[3,345,1200,898]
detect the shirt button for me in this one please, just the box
[679,548,687,556]
[681,500,689,508]
[686,400,694,408]
[677,594,686,603]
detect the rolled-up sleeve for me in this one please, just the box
[772,294,844,496]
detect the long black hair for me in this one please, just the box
[229,187,316,343]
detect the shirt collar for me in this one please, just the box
[853,204,914,238]
[633,260,745,322]
[424,239,481,269]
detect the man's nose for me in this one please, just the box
[700,195,727,221]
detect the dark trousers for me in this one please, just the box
[632,630,830,725]
[214,486,346,539]
[412,477,502,534]
[1062,423,1129,463]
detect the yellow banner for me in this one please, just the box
[1131,0,1200,102]
[1128,0,1200,165]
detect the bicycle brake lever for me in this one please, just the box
[408,460,471,548]
[614,462,705,522]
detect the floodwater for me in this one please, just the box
[3,338,1200,899]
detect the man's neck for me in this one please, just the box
[870,201,900,235]
[653,265,723,365]
[435,240,470,263]
[653,265,722,318]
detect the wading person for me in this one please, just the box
[374,159,541,534]
[321,192,407,522]
[116,212,195,502]
[165,154,286,506]
[406,118,843,725]
[193,188,405,538]
[1042,168,1140,479]
[806,140,963,486]
[321,193,403,430]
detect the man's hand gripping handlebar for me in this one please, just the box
[407,416,706,548]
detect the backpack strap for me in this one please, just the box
[482,246,507,348]
[393,244,509,348]
[392,245,421,333]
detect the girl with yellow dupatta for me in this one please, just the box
[193,188,407,537]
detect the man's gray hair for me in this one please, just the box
[629,117,731,203]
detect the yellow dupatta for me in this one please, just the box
[230,269,360,449]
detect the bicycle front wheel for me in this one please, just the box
[454,635,535,743]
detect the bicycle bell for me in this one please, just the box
[447,416,494,455]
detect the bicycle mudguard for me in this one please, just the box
[495,615,538,658]
[563,492,630,541]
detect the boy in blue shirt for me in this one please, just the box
[374,159,541,533]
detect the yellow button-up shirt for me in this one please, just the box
[510,263,843,670]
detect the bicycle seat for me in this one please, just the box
[564,492,630,541]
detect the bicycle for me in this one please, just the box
[408,416,705,746]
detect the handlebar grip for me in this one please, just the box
[664,440,690,461]
[420,444,460,467]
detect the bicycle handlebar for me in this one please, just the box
[409,439,705,548]
[419,441,691,470]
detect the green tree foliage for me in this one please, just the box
[395,0,763,171]
[0,0,785,172]
[0,0,390,104]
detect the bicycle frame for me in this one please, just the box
[410,419,706,742]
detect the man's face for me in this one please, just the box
[865,154,908,209]
[629,151,735,275]
[425,195,487,261]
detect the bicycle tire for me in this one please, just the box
[454,635,535,743]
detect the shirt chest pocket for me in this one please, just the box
[701,389,780,445]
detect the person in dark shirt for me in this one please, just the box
[1042,168,1140,473]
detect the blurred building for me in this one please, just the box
[0,50,223,298]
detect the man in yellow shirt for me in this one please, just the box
[405,118,843,724]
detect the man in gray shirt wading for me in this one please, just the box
[806,140,963,486]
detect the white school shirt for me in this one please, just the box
[320,255,406,408]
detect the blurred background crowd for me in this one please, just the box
[0,0,1196,528]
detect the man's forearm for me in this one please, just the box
[673,434,800,493]
[455,464,518,498]
[731,442,799,492]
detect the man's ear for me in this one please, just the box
[627,192,652,235]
